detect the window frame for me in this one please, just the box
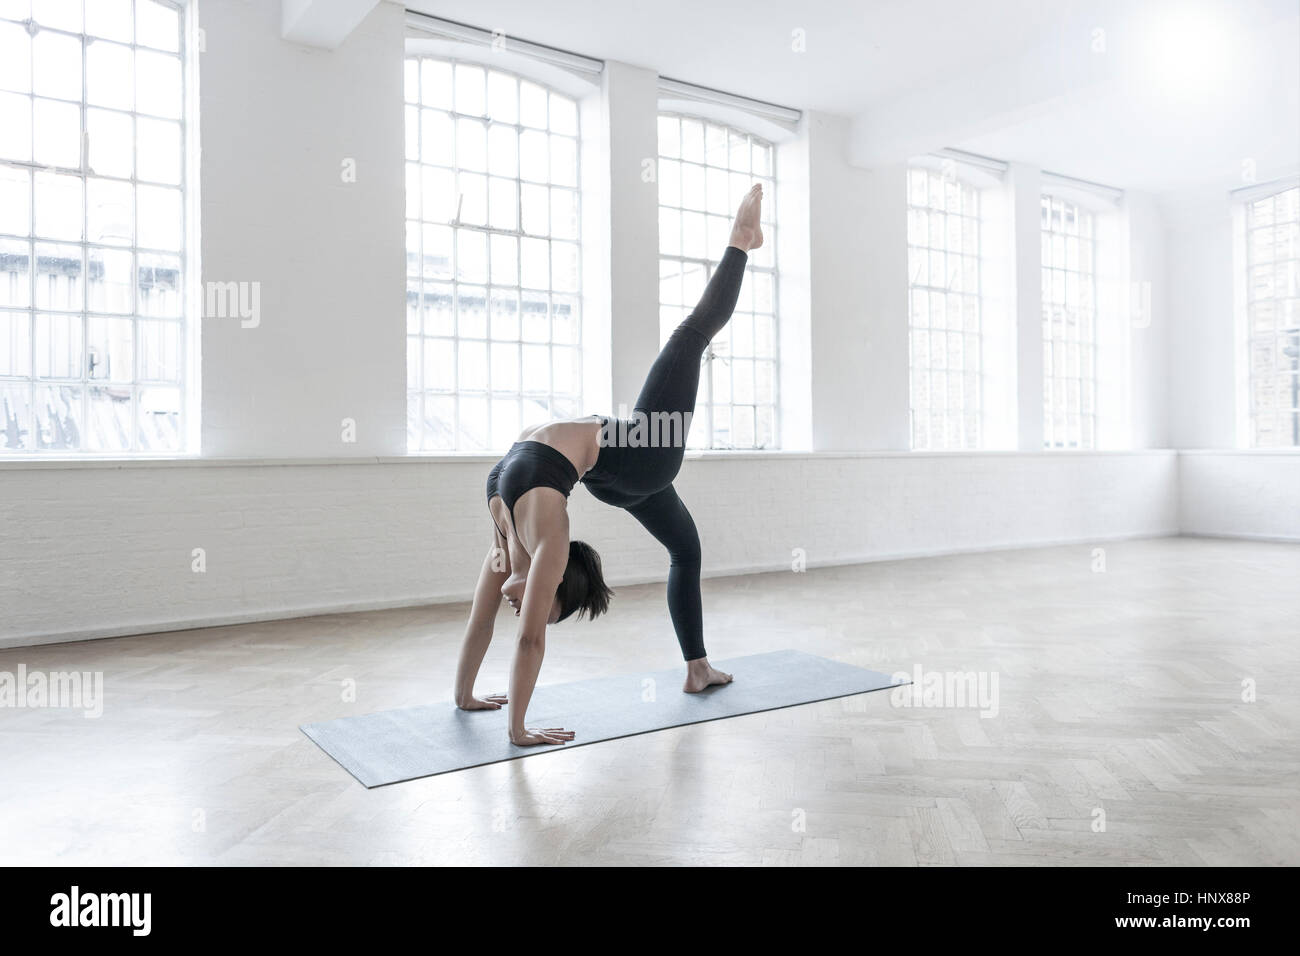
[656,111,779,450]
[403,53,585,453]
[1040,193,1099,450]
[0,0,192,456]
[1243,184,1300,448]
[906,166,985,451]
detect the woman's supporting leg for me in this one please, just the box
[624,485,706,661]
[605,185,762,689]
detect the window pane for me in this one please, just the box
[33,30,81,101]
[34,311,82,378]
[0,309,31,376]
[34,382,81,448]
[32,97,79,168]
[137,252,181,317]
[1,381,34,449]
[486,71,517,123]
[88,247,132,313]
[34,0,81,32]
[86,0,133,43]
[137,318,179,382]
[137,117,181,184]
[1,238,32,309]
[0,21,32,94]
[34,241,82,309]
[87,107,134,177]
[85,384,131,451]
[135,50,181,119]
[0,165,30,234]
[87,178,134,245]
[136,385,180,450]
[137,185,181,250]
[136,0,179,53]
[519,81,546,128]
[34,171,81,240]
[87,40,133,111]
[453,63,485,116]
[420,60,452,110]
[0,92,33,161]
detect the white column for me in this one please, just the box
[601,61,661,414]
[808,113,909,450]
[1010,163,1044,450]
[200,0,407,457]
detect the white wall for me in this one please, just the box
[0,451,1178,647]
[807,115,910,450]
[1164,193,1238,449]
[200,0,407,457]
[1180,451,1300,541]
[1127,192,1169,449]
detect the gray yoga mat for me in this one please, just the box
[301,649,903,788]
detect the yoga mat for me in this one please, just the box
[301,649,903,788]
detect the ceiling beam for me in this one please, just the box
[281,0,382,50]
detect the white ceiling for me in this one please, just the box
[406,0,1300,193]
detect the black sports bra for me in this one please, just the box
[485,441,580,540]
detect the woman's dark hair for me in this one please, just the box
[555,540,613,622]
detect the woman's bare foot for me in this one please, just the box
[684,658,734,693]
[728,184,764,252]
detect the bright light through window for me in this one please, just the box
[404,57,583,452]
[907,167,983,450]
[1041,195,1097,450]
[0,0,189,454]
[657,114,778,449]
[1245,185,1300,447]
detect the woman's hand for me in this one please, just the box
[454,543,512,712]
[457,692,508,711]
[509,727,576,747]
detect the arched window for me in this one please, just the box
[0,0,190,454]
[657,114,778,449]
[404,56,582,451]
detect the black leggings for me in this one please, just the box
[582,246,748,660]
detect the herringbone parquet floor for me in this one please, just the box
[1,536,1296,865]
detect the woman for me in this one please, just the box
[453,184,764,747]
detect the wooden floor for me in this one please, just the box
[2,536,1297,866]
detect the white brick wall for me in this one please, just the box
[1179,451,1300,541]
[0,451,1178,647]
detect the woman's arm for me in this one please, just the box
[453,541,511,709]
[507,517,574,746]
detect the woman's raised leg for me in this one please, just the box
[611,186,764,692]
[632,184,764,424]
